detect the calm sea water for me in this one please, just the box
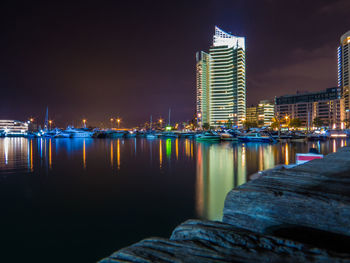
[0,137,347,262]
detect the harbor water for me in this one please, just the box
[0,137,347,262]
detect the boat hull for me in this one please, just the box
[238,137,272,143]
[196,136,221,141]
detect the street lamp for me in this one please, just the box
[82,119,87,128]
[49,120,53,130]
[197,113,202,130]
[117,118,121,129]
[159,118,163,129]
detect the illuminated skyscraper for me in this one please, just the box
[338,31,350,112]
[196,51,211,127]
[196,26,246,128]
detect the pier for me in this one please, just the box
[99,147,350,262]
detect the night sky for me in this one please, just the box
[1,0,349,127]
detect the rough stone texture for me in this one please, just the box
[223,147,350,243]
[171,220,349,262]
[100,147,350,262]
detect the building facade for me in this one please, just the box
[338,31,350,112]
[196,51,211,127]
[245,100,274,127]
[0,120,28,136]
[257,100,274,127]
[275,88,345,129]
[246,106,257,123]
[196,26,246,128]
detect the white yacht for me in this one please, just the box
[63,127,94,138]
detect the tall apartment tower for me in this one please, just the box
[196,51,211,127]
[338,31,350,112]
[196,26,246,128]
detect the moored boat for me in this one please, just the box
[42,129,60,138]
[307,132,329,141]
[220,132,238,141]
[54,131,71,138]
[195,131,221,141]
[160,132,177,138]
[125,131,137,138]
[178,132,196,138]
[64,127,94,138]
[238,132,275,143]
[105,130,125,138]
[146,133,157,139]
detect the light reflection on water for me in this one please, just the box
[0,137,347,221]
[196,143,246,220]
[0,137,348,262]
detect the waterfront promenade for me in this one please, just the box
[100,147,350,262]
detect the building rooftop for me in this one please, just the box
[275,87,341,105]
[341,30,350,45]
[213,26,245,50]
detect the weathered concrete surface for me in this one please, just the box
[223,147,350,242]
[99,147,350,262]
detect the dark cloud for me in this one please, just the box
[318,0,350,14]
[249,45,337,100]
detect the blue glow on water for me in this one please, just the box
[0,137,347,262]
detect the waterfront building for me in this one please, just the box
[245,100,274,127]
[196,51,211,127]
[275,88,345,129]
[246,106,257,123]
[257,100,274,127]
[0,120,28,136]
[338,31,350,112]
[196,26,246,128]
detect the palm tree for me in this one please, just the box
[271,116,282,138]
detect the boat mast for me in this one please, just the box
[168,108,171,126]
[44,107,49,130]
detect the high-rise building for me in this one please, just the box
[196,51,211,127]
[196,26,246,128]
[338,31,350,112]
